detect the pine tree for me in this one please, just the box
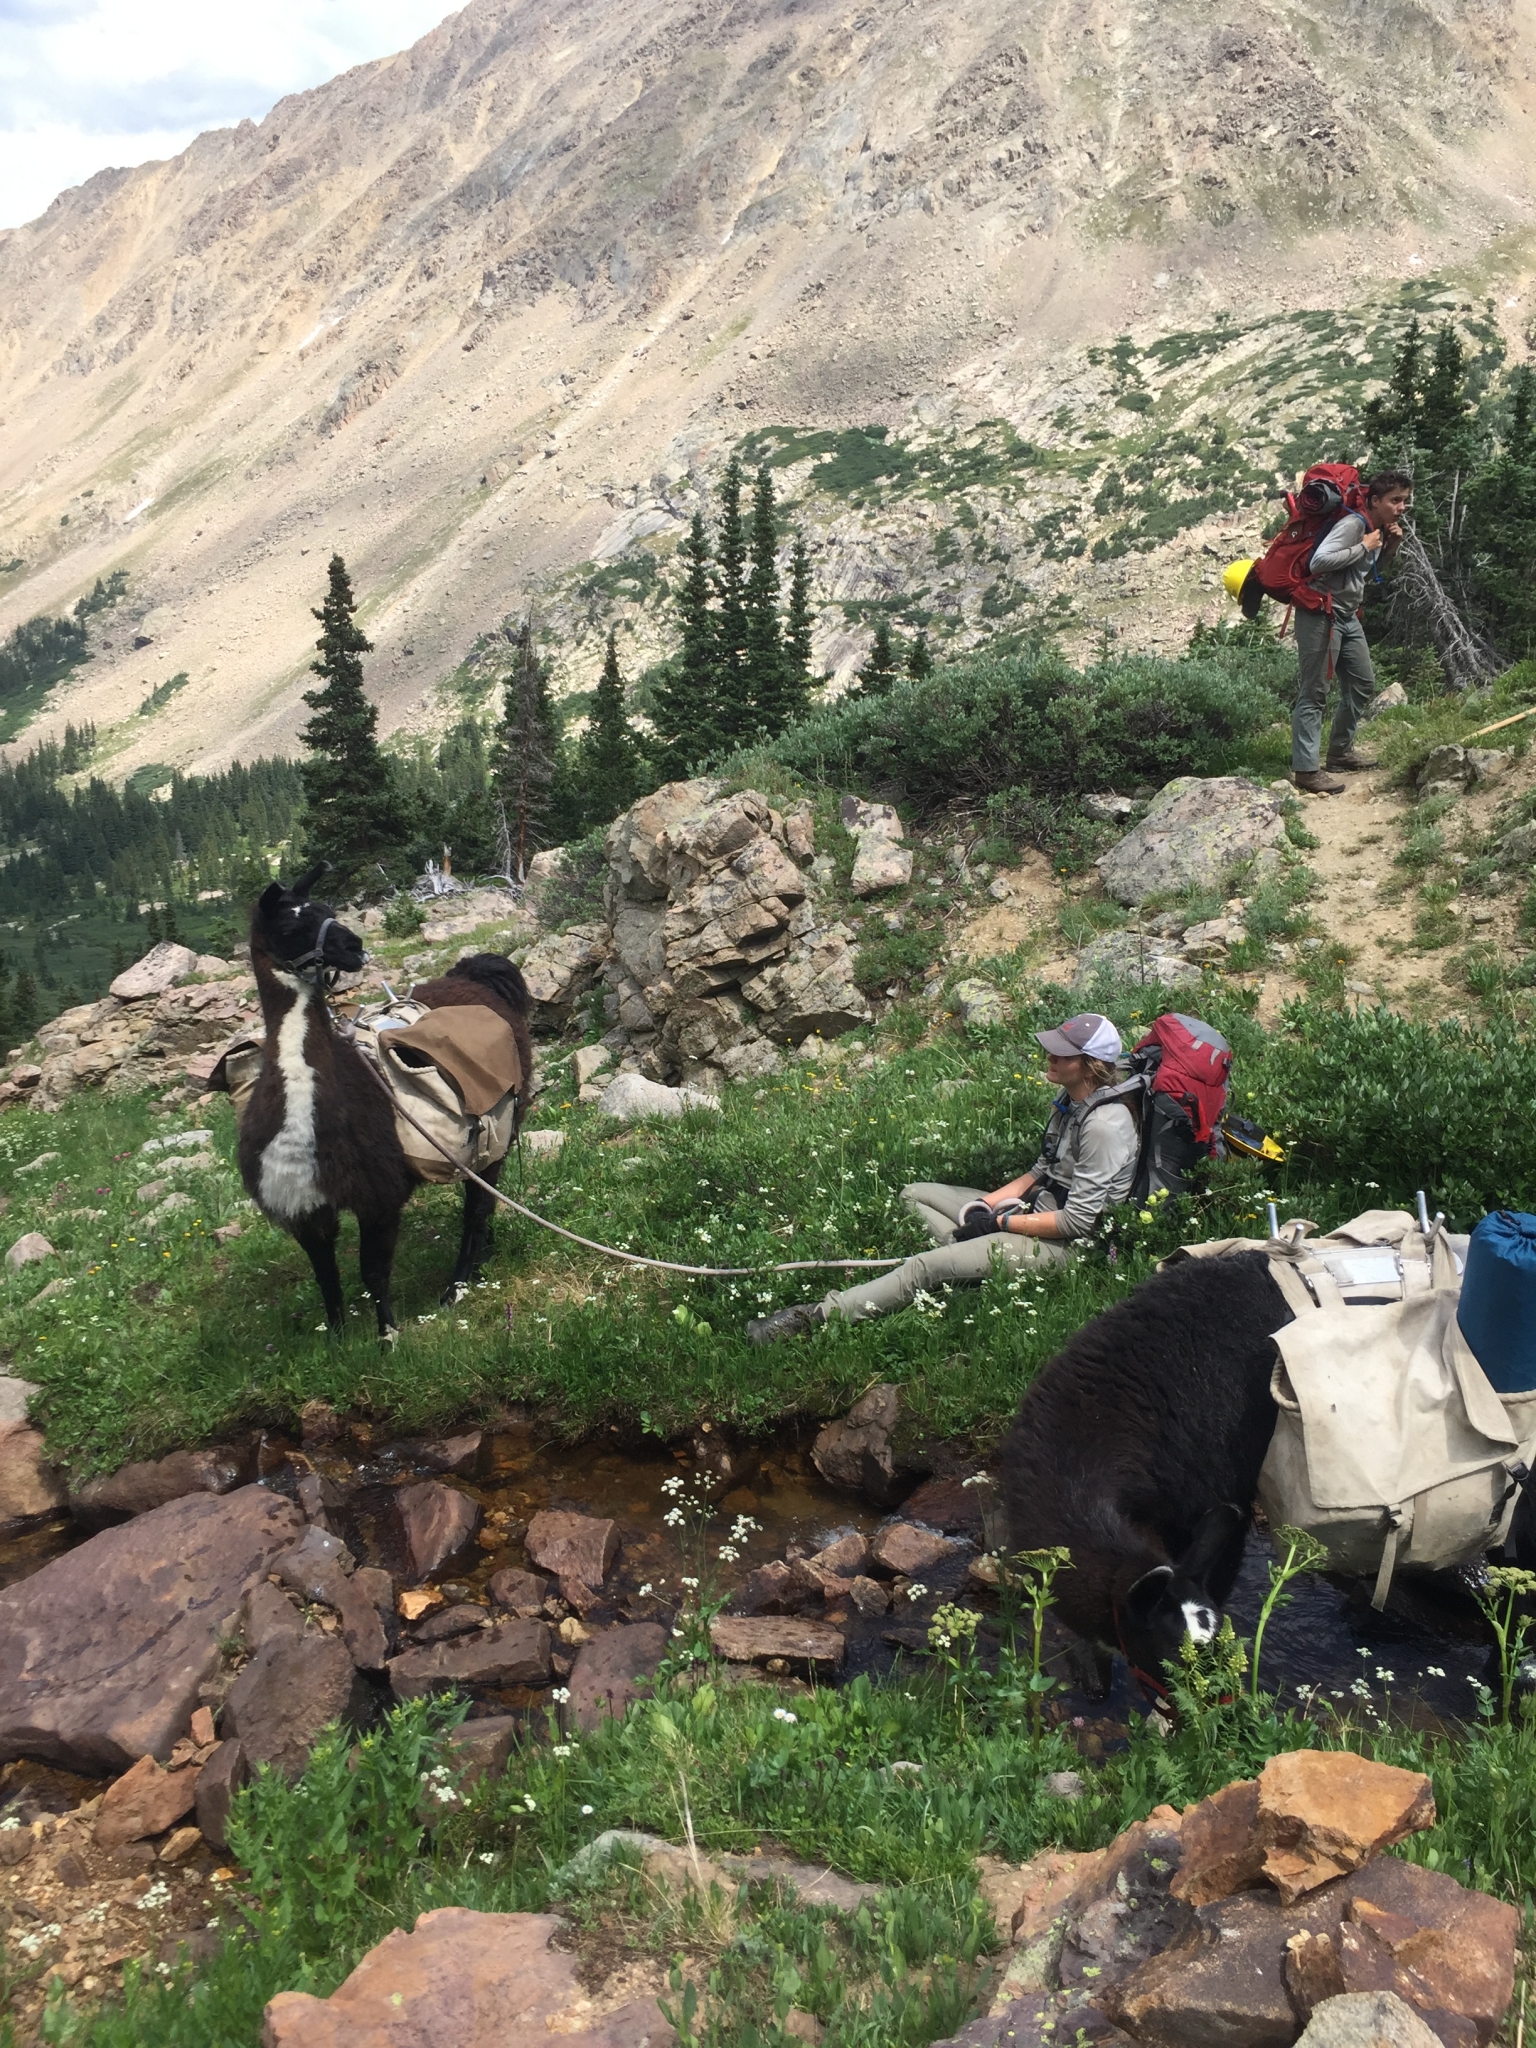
[11,971,37,1040]
[1420,324,1471,458]
[907,630,934,681]
[650,514,720,775]
[852,618,900,698]
[1363,317,1425,450]
[298,555,407,889]
[784,534,815,713]
[712,458,752,740]
[490,619,559,882]
[743,464,788,734]
[1466,363,1536,662]
[578,629,646,825]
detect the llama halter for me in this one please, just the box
[287,917,344,989]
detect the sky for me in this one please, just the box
[0,0,458,230]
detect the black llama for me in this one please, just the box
[237,868,533,1334]
[999,1252,1294,1693]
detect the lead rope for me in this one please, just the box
[353,1050,904,1280]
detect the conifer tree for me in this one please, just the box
[744,464,789,734]
[784,534,815,713]
[1420,324,1472,459]
[852,617,900,698]
[298,554,407,889]
[579,629,646,824]
[1363,317,1425,449]
[491,619,559,883]
[650,514,720,775]
[907,630,934,681]
[712,458,752,739]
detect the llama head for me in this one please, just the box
[1119,1503,1248,1687]
[252,866,366,979]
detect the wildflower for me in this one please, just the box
[581,1803,594,1815]
[479,1852,496,1864]
[637,1582,654,1598]
[664,1508,685,1527]
[681,1575,699,1589]
[523,1794,538,1812]
[136,1882,171,1911]
[661,1476,685,1495]
[1374,1668,1396,1684]
[1426,1665,1447,1678]
[551,1687,571,1704]
[905,1582,929,1602]
[772,1707,798,1724]
[552,1744,575,1759]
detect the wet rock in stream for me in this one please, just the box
[388,1618,552,1700]
[395,1481,481,1581]
[223,1633,371,1781]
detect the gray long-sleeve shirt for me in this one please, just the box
[1029,1095,1140,1239]
[1308,511,1377,614]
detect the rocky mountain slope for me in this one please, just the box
[1,0,1533,776]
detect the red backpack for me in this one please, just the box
[1240,463,1372,621]
[1126,1013,1233,1200]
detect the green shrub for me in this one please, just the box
[381,893,426,939]
[851,923,940,994]
[765,648,1282,816]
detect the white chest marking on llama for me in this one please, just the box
[1182,1600,1217,1645]
[259,986,323,1220]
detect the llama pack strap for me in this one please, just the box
[355,999,524,1185]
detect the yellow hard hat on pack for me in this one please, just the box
[1223,558,1255,600]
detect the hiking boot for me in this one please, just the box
[1293,769,1346,795]
[746,1302,825,1346]
[1326,747,1380,772]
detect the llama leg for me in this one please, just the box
[441,1162,503,1304]
[292,1210,344,1328]
[358,1210,403,1339]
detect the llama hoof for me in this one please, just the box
[380,1324,400,1347]
[441,1281,471,1306]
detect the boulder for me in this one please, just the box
[952,980,1009,1027]
[597,1072,721,1121]
[525,1510,619,1586]
[1255,1752,1436,1904]
[411,1603,491,1644]
[806,1532,869,1581]
[1362,683,1409,721]
[708,1616,845,1672]
[1096,777,1288,907]
[568,1623,669,1732]
[848,1576,890,1616]
[395,1481,481,1582]
[488,1567,552,1616]
[94,1752,201,1849]
[195,1739,249,1852]
[0,1484,304,1772]
[245,1581,306,1649]
[260,1907,675,2048]
[1416,745,1468,792]
[1497,821,1536,868]
[849,839,914,896]
[869,1522,959,1577]
[732,1560,805,1616]
[1171,1776,1265,1908]
[0,1376,40,1426]
[5,1232,54,1272]
[1297,1992,1448,2047]
[445,1715,517,1790]
[1074,929,1199,990]
[812,1383,904,1503]
[519,928,609,1018]
[388,1617,552,1699]
[1082,793,1136,822]
[223,1633,369,1780]
[109,941,198,1001]
[274,1534,390,1672]
[0,1420,67,1528]
[1465,749,1511,785]
[71,1445,247,1523]
[521,1128,565,1158]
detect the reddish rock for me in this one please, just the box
[195,1739,249,1852]
[352,1566,395,1616]
[260,1907,675,2048]
[488,1567,551,1616]
[568,1623,668,1733]
[223,1633,369,1780]
[1286,1928,1348,2018]
[0,1420,67,1528]
[95,1753,201,1848]
[811,1383,904,1504]
[1257,1752,1436,1904]
[71,1446,247,1523]
[848,1576,890,1616]
[274,1533,388,1671]
[524,1510,619,1586]
[416,1432,484,1477]
[412,1603,491,1645]
[899,1474,991,1537]
[558,1573,603,1617]
[732,1560,808,1616]
[395,1481,481,1581]
[807,1532,868,1579]
[388,1618,552,1700]
[0,1484,304,1773]
[708,1616,844,1672]
[445,1716,516,1790]
[245,1582,305,1649]
[1172,1777,1265,1907]
[869,1522,959,1577]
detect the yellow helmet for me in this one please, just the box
[1222,558,1255,601]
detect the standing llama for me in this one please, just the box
[237,868,533,1334]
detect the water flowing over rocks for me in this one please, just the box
[0,1484,303,1772]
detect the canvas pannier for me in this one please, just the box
[1173,1211,1536,1607]
[209,999,523,1186]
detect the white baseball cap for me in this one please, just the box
[1035,1012,1123,1061]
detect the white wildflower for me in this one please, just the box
[772,1707,798,1724]
[550,1687,571,1704]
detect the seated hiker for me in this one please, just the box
[747,1012,1140,1345]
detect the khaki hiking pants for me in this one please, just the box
[819,1181,1067,1324]
[1292,609,1376,772]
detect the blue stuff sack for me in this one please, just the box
[1457,1210,1536,1394]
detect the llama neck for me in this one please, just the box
[252,947,331,1042]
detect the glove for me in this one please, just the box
[953,1202,1001,1243]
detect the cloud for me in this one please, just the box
[0,0,457,229]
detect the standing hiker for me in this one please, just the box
[1292,469,1413,795]
[746,1013,1139,1344]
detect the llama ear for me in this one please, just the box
[1175,1504,1247,1589]
[1122,1564,1174,1629]
[257,882,286,917]
[288,862,329,901]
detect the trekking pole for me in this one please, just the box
[1416,1190,1431,1235]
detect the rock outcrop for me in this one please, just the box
[1096,777,1288,907]
[0,1485,304,1772]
